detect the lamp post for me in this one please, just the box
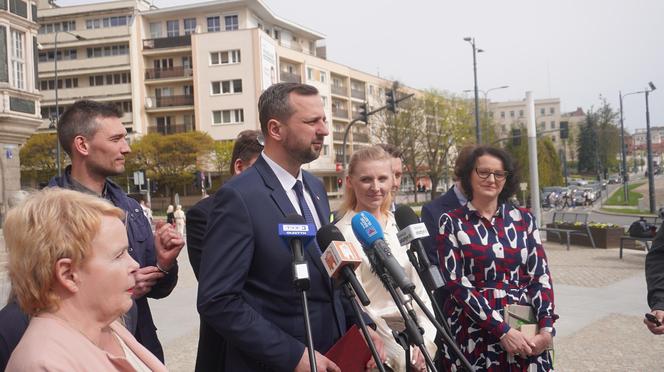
[619,90,644,204]
[463,37,483,144]
[463,85,509,130]
[53,30,85,177]
[621,82,657,213]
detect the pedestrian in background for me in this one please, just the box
[166,204,175,226]
[174,205,186,237]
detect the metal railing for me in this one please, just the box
[143,35,191,50]
[331,85,346,96]
[351,89,366,100]
[279,71,301,83]
[145,66,193,80]
[332,109,348,119]
[145,95,194,108]
[148,122,195,135]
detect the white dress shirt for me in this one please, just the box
[262,152,322,228]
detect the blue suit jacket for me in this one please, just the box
[197,155,349,371]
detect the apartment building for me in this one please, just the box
[0,0,41,223]
[37,0,404,193]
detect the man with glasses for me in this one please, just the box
[46,100,183,361]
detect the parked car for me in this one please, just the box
[608,175,622,184]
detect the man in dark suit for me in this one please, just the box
[197,83,381,371]
[186,130,263,372]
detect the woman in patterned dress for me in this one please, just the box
[437,146,556,371]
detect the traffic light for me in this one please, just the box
[560,121,569,139]
[512,128,521,146]
[385,89,397,113]
[337,177,343,188]
[358,103,369,123]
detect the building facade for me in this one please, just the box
[37,0,406,194]
[0,0,41,223]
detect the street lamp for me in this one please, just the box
[463,85,509,117]
[619,90,644,204]
[53,30,86,177]
[463,37,483,144]
[621,82,657,213]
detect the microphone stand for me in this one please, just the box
[380,272,438,372]
[405,244,474,371]
[341,283,386,372]
[291,241,316,372]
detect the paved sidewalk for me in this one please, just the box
[2,232,663,371]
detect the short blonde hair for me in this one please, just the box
[339,145,393,216]
[4,188,125,316]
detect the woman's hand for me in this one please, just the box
[500,328,535,356]
[527,330,553,356]
[410,347,427,372]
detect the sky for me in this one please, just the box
[57,0,664,133]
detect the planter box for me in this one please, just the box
[545,224,625,248]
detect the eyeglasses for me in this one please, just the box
[475,168,509,181]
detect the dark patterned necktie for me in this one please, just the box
[293,180,316,227]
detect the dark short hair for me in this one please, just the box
[258,83,319,134]
[58,100,123,156]
[377,143,403,159]
[230,130,263,174]
[454,145,477,180]
[459,146,519,204]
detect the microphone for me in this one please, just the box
[316,224,370,306]
[278,214,316,290]
[351,211,415,294]
[394,205,445,290]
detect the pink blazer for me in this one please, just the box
[6,316,167,371]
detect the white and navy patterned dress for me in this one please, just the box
[437,202,557,371]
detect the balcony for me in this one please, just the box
[331,85,346,96]
[143,35,191,50]
[332,109,348,119]
[333,132,345,141]
[335,154,350,164]
[145,95,194,109]
[353,132,369,143]
[280,71,301,84]
[145,66,193,80]
[148,122,195,135]
[351,89,366,100]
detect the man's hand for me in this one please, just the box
[294,348,340,372]
[132,266,164,299]
[410,347,427,372]
[644,310,664,335]
[499,328,535,356]
[154,220,185,270]
[363,327,386,371]
[527,330,553,356]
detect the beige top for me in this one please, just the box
[336,211,437,372]
[6,316,167,372]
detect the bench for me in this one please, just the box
[540,211,596,250]
[619,216,661,259]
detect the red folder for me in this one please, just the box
[325,325,372,372]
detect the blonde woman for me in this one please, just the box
[335,145,436,372]
[5,189,167,371]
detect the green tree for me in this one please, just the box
[420,90,474,198]
[126,132,214,200]
[505,126,563,194]
[19,133,69,187]
[576,113,597,174]
[212,140,235,176]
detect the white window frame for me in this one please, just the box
[207,16,220,32]
[224,14,239,31]
[10,29,25,90]
[209,49,241,65]
[211,79,242,95]
[212,109,244,125]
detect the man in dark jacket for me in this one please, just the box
[645,219,664,334]
[185,129,263,372]
[44,100,184,360]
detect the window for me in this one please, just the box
[210,49,241,65]
[86,16,129,30]
[39,21,76,34]
[550,121,556,129]
[166,20,179,37]
[519,110,523,117]
[510,111,514,118]
[184,18,196,35]
[212,109,244,125]
[500,111,505,119]
[307,67,313,80]
[540,108,545,115]
[207,16,220,32]
[120,101,132,113]
[224,15,239,31]
[89,73,130,86]
[211,79,242,94]
[274,29,280,40]
[550,107,555,114]
[39,48,77,62]
[10,0,27,19]
[149,22,162,38]
[320,71,326,83]
[10,29,25,89]
[184,85,193,96]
